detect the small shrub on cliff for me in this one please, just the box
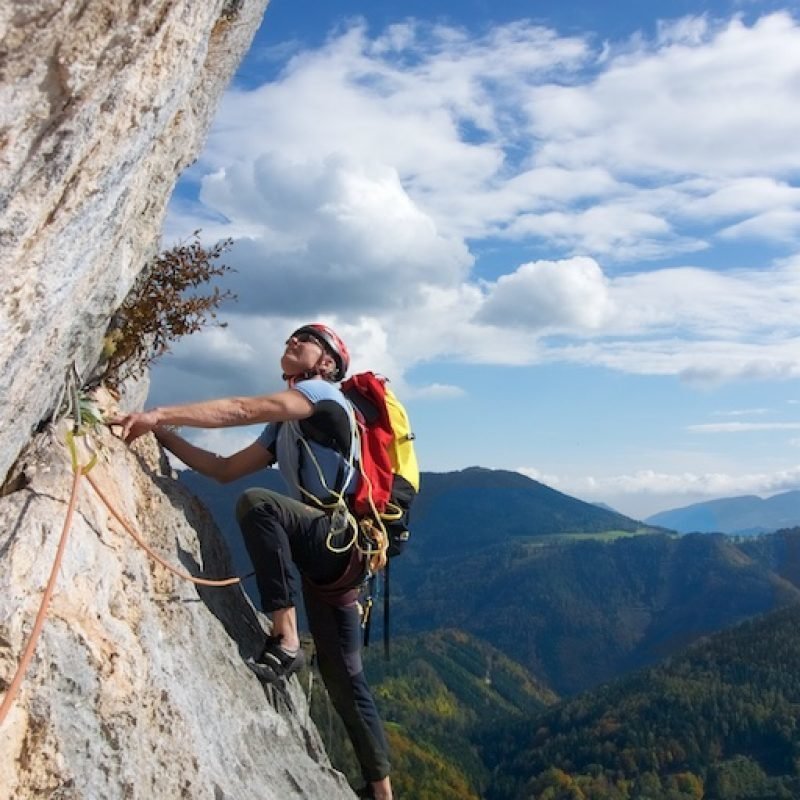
[102,233,235,389]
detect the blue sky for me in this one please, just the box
[152,0,800,519]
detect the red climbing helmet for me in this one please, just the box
[291,323,350,381]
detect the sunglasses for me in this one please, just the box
[287,332,322,346]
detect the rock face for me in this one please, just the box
[0,416,355,799]
[0,0,269,484]
[0,4,358,796]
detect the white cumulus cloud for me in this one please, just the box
[479,257,613,331]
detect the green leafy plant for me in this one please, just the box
[102,233,235,389]
[75,390,104,432]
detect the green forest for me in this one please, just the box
[309,629,556,799]
[310,603,800,799]
[391,531,800,695]
[481,602,800,799]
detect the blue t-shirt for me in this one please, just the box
[256,379,356,505]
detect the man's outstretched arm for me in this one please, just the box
[110,389,314,443]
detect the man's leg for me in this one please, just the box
[237,487,350,605]
[304,586,392,799]
[271,607,300,652]
[236,488,351,679]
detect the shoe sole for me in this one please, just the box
[245,654,305,683]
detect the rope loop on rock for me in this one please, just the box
[0,439,86,728]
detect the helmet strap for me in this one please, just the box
[284,368,321,386]
[284,352,336,385]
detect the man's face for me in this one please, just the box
[281,331,326,376]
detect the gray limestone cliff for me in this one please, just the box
[0,415,354,798]
[0,0,267,484]
[0,3,358,797]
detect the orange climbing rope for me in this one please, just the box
[0,455,84,727]
[84,472,241,588]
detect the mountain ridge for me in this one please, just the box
[646,489,800,535]
[177,465,660,583]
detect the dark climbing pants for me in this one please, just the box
[305,586,391,782]
[236,487,391,782]
[236,487,353,611]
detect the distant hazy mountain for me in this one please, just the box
[645,489,800,535]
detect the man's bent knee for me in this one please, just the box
[236,487,280,524]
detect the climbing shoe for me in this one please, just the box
[245,635,305,683]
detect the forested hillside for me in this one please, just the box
[480,602,800,800]
[180,470,800,696]
[392,531,800,694]
[739,526,800,588]
[312,629,557,800]
[409,468,650,558]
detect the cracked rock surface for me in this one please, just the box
[0,417,355,799]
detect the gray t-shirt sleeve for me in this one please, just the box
[253,381,355,502]
[256,424,277,452]
[254,382,339,453]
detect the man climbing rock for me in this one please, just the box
[112,324,393,800]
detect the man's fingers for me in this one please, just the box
[106,412,155,445]
[106,415,135,442]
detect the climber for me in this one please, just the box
[111,324,393,800]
